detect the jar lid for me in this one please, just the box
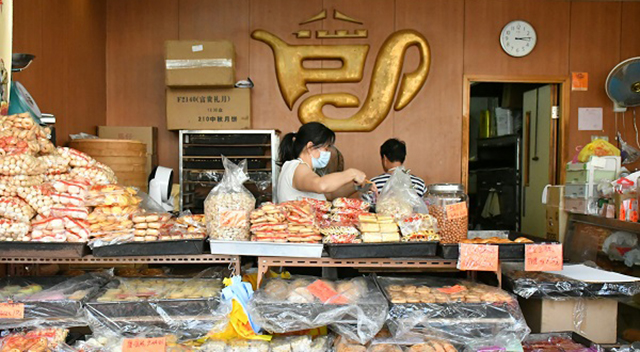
[428,183,464,193]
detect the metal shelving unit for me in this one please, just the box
[179,130,280,213]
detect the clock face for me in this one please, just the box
[500,20,537,57]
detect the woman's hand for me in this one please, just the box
[349,168,367,185]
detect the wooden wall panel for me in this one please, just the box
[619,2,640,171]
[321,0,395,179]
[249,0,323,133]
[464,0,570,76]
[567,1,621,167]
[106,0,179,171]
[395,0,464,183]
[66,0,107,140]
[13,0,106,147]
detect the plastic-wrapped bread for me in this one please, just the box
[17,184,55,216]
[0,153,46,176]
[0,196,36,223]
[38,153,70,174]
[69,167,117,185]
[0,175,45,197]
[0,218,31,241]
[30,216,90,242]
[56,147,96,167]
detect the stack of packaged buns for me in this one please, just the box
[358,214,400,243]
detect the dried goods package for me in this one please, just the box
[205,157,255,241]
[377,276,530,346]
[377,167,427,220]
[0,153,46,176]
[249,275,387,344]
[0,196,35,223]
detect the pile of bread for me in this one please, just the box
[358,214,400,243]
[261,277,368,304]
[460,237,533,244]
[250,201,322,243]
[384,282,513,304]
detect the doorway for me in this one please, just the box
[462,76,570,238]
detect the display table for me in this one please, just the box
[256,256,458,286]
[0,254,241,275]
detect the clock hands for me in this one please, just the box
[515,37,532,41]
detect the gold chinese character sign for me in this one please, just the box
[252,28,430,132]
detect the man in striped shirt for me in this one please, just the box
[363,138,426,205]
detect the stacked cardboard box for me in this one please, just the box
[165,40,250,130]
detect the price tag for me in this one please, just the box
[525,244,563,271]
[458,244,499,271]
[122,337,166,352]
[436,285,466,294]
[446,202,468,220]
[0,303,24,319]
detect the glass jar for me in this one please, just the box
[424,183,469,244]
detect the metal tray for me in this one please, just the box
[183,145,268,156]
[186,134,271,145]
[92,239,204,257]
[209,240,323,258]
[86,277,222,318]
[0,241,89,258]
[326,242,438,259]
[523,331,599,350]
[183,157,270,170]
[438,232,556,261]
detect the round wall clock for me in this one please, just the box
[500,20,537,57]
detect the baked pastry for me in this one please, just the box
[264,280,289,300]
[287,287,315,303]
[369,345,403,352]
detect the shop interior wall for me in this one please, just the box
[12,0,107,147]
[13,0,640,181]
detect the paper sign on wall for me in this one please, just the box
[578,108,603,131]
[572,72,588,91]
[525,244,563,271]
[122,337,166,352]
[0,303,24,319]
[458,244,499,271]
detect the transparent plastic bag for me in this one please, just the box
[332,197,371,211]
[618,132,640,165]
[0,113,39,131]
[205,157,255,241]
[377,276,529,346]
[0,196,35,223]
[250,203,288,242]
[0,135,40,155]
[521,332,600,352]
[30,216,90,242]
[281,201,321,242]
[17,184,55,216]
[49,205,89,220]
[321,226,361,244]
[86,184,141,207]
[0,218,31,241]
[249,275,388,344]
[399,213,440,242]
[377,167,427,220]
[85,269,229,341]
[603,231,637,262]
[56,147,96,167]
[171,211,206,240]
[0,153,46,176]
[37,153,70,174]
[69,166,117,185]
[0,327,69,351]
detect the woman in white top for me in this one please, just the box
[276,122,368,203]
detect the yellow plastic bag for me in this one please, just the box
[208,299,271,341]
[577,139,620,162]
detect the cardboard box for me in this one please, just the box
[166,88,250,130]
[97,126,157,176]
[519,298,618,344]
[165,40,235,87]
[544,185,567,242]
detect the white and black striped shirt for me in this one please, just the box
[364,171,426,204]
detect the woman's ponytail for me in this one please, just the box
[278,132,297,166]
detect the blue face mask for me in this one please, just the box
[312,150,331,169]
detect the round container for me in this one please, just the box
[425,183,468,244]
[69,139,147,191]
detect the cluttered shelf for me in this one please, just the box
[571,214,640,234]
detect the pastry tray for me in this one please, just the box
[374,276,515,322]
[209,240,323,258]
[325,241,438,259]
[438,231,555,261]
[92,239,205,257]
[0,241,89,258]
[85,278,222,318]
[523,331,599,350]
[0,276,102,323]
